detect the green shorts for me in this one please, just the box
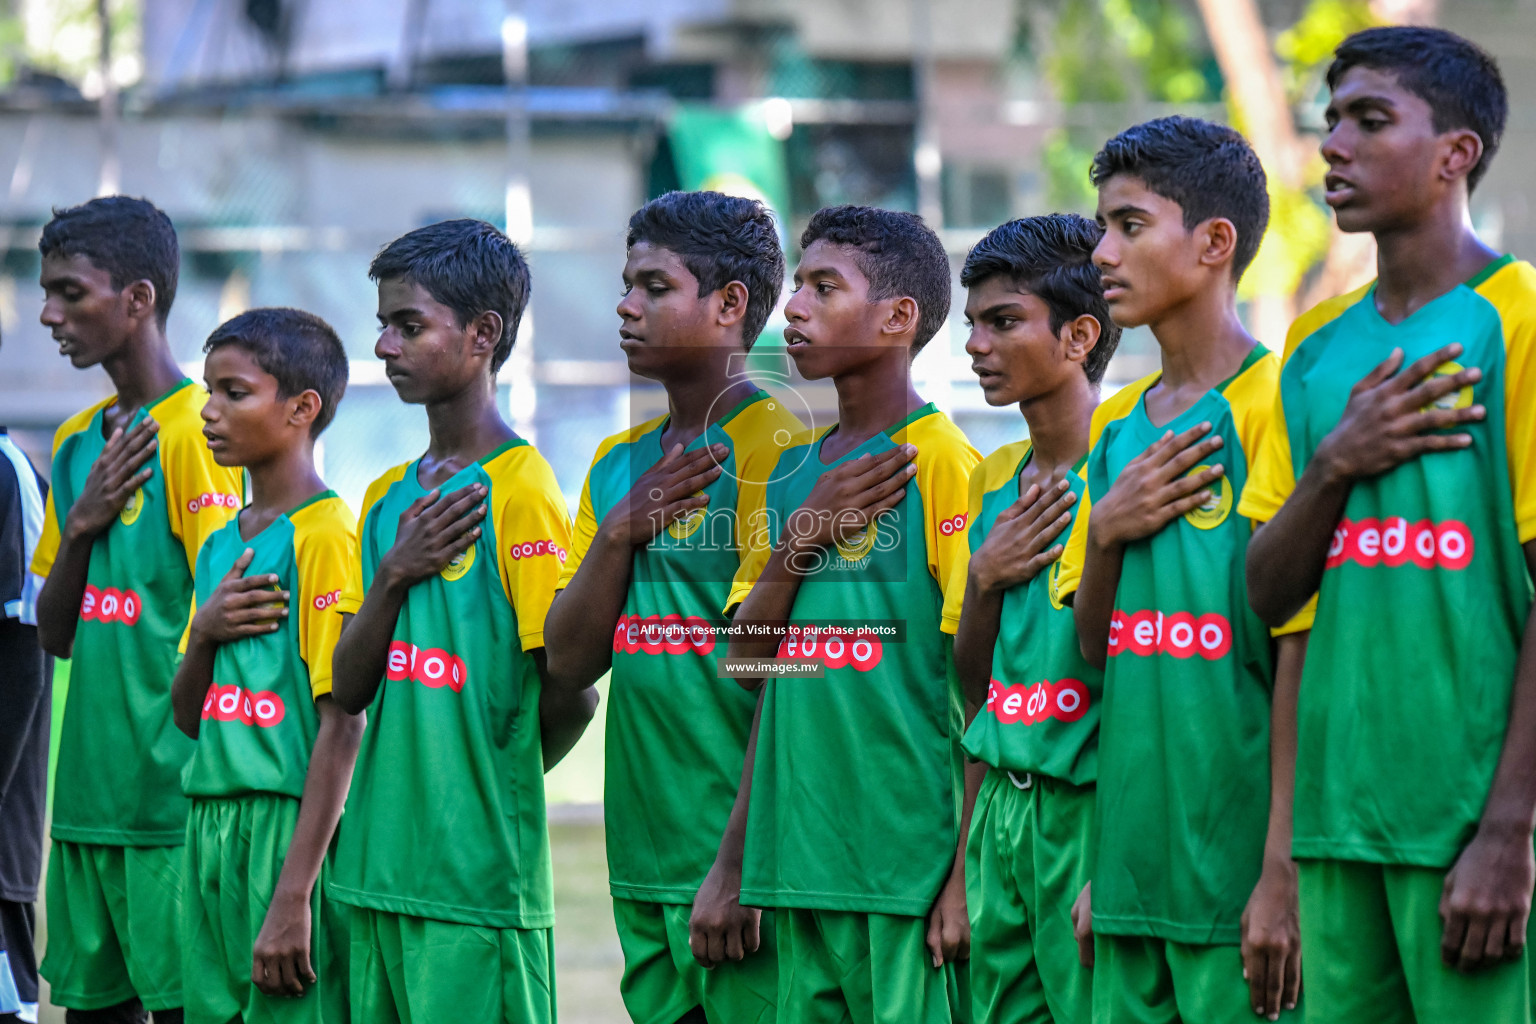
[777,906,966,1023]
[613,897,777,1024]
[966,769,1094,1024]
[1299,858,1534,1024]
[348,905,553,1024]
[1092,933,1299,1024]
[182,794,349,1024]
[40,840,184,1011]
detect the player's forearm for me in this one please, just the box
[952,751,986,879]
[272,698,363,903]
[542,531,632,694]
[1265,632,1305,867]
[1246,460,1354,627]
[953,572,1004,709]
[35,531,94,657]
[171,634,219,739]
[709,688,764,881]
[1073,537,1125,670]
[329,575,408,714]
[535,650,599,770]
[1476,547,1536,837]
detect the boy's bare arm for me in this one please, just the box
[252,691,365,997]
[690,686,765,968]
[535,648,599,770]
[331,484,485,714]
[1247,344,1483,626]
[928,728,985,969]
[1437,540,1536,973]
[544,443,724,695]
[37,420,158,657]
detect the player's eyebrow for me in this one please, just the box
[1103,203,1152,222]
[376,306,426,324]
[1327,92,1397,121]
[973,301,1029,320]
[795,264,846,286]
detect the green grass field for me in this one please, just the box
[35,664,630,1022]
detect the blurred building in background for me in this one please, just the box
[0,0,1532,510]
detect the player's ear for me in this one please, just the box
[469,310,504,360]
[1440,127,1484,187]
[717,281,749,329]
[882,295,921,339]
[1060,313,1102,368]
[1196,217,1239,274]
[289,389,323,431]
[123,279,157,324]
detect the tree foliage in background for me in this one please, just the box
[5,0,141,91]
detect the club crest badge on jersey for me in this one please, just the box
[1424,361,1474,412]
[667,504,706,540]
[834,524,878,564]
[1048,555,1067,610]
[1183,468,1231,530]
[441,545,475,581]
[119,487,145,526]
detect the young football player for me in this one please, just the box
[32,197,243,1023]
[941,213,1121,1024]
[1056,118,1308,1023]
[170,308,362,1023]
[713,205,980,1023]
[1242,27,1536,1023]
[544,190,800,1024]
[328,220,596,1023]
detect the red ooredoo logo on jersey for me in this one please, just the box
[186,492,240,514]
[1326,517,1473,571]
[775,627,883,671]
[201,684,285,727]
[509,539,567,562]
[386,641,468,692]
[80,584,141,625]
[1108,610,1232,660]
[986,678,1090,725]
[938,513,967,536]
[613,614,716,656]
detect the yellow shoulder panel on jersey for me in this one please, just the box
[1091,371,1159,447]
[52,396,115,454]
[1476,258,1536,543]
[487,443,572,650]
[360,462,412,528]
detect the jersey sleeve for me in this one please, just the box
[1236,338,1305,526]
[496,456,573,651]
[1054,444,1105,604]
[940,463,988,635]
[557,470,598,590]
[295,512,364,700]
[1496,278,1536,543]
[161,418,244,574]
[725,449,790,617]
[29,414,89,581]
[918,433,980,610]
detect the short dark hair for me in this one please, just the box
[961,214,1123,386]
[40,196,179,325]
[1090,116,1270,281]
[368,219,530,372]
[627,191,786,348]
[800,206,952,350]
[204,308,349,437]
[1328,26,1506,192]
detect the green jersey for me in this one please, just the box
[942,442,1102,784]
[1057,348,1310,945]
[330,440,571,929]
[1240,256,1536,868]
[32,381,243,844]
[181,492,362,799]
[728,404,979,916]
[559,391,802,903]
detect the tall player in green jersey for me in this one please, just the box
[1055,118,1308,1023]
[31,197,244,1023]
[544,191,799,1024]
[939,214,1121,1024]
[169,308,363,1023]
[1243,28,1536,1024]
[718,205,980,1023]
[329,220,598,1024]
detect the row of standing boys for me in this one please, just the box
[1,22,1532,1024]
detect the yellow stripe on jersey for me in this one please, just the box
[1474,259,1536,543]
[725,424,828,616]
[486,444,573,651]
[30,396,121,579]
[723,394,805,551]
[359,461,412,530]
[1237,283,1370,526]
[157,384,244,573]
[940,439,1031,634]
[895,411,981,602]
[557,414,666,589]
[1055,372,1158,603]
[292,496,364,699]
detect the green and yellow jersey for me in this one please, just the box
[330,439,570,929]
[1239,256,1536,868]
[181,492,361,799]
[31,380,243,845]
[728,404,979,916]
[1056,348,1310,945]
[559,390,801,904]
[941,442,1102,784]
